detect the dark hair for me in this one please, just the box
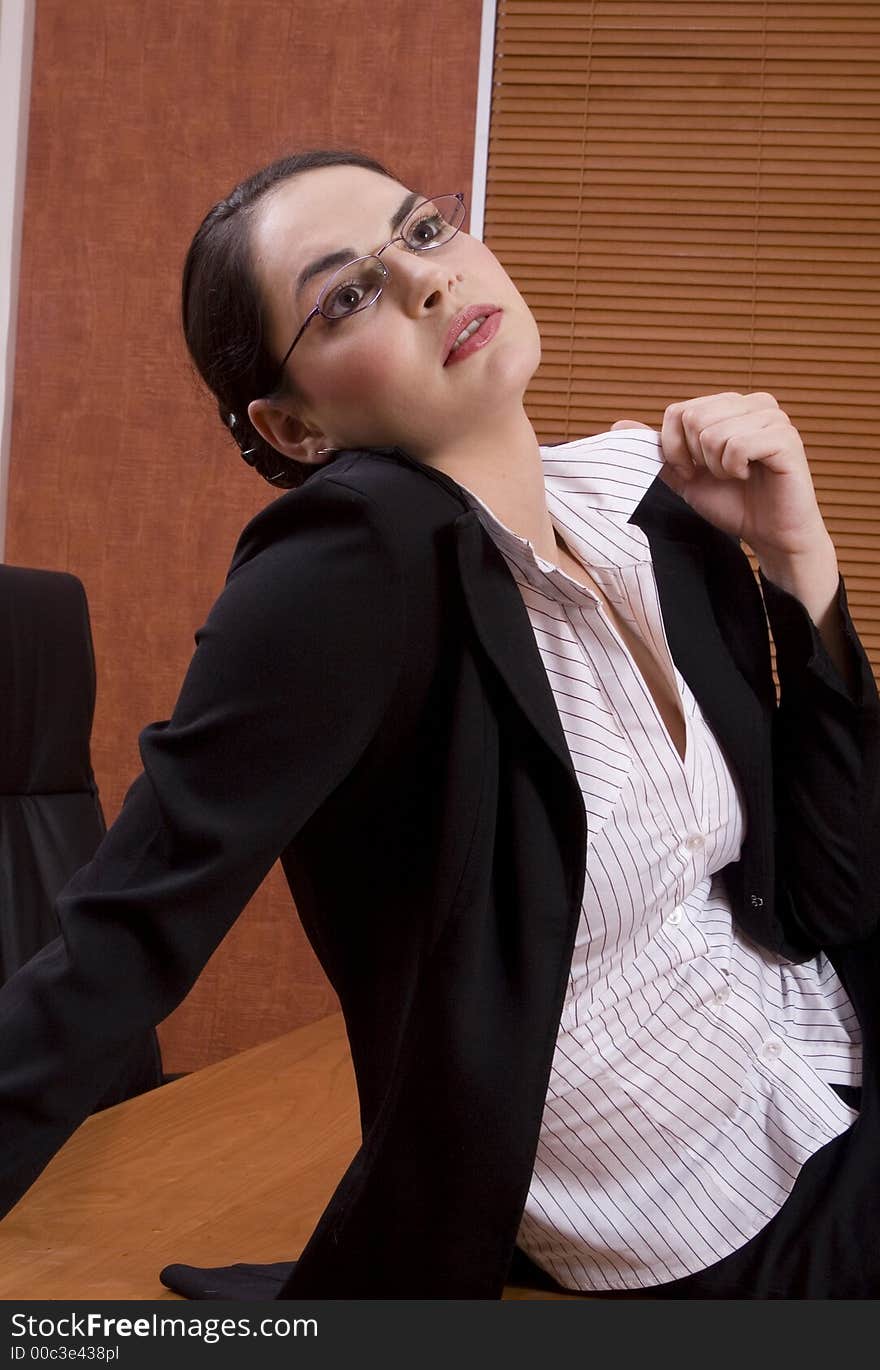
[181,148,396,489]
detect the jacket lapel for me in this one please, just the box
[453,509,579,788]
[628,480,769,831]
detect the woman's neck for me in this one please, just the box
[419,407,560,562]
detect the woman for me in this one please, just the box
[1,148,878,1299]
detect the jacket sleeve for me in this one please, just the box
[758,567,880,948]
[0,476,404,1220]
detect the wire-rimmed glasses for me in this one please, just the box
[265,192,467,394]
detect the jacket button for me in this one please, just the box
[750,893,764,907]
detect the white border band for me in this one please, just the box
[469,0,497,242]
[0,0,36,561]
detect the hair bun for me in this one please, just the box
[223,407,319,488]
[224,409,257,464]
[253,453,303,488]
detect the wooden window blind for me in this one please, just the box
[485,1,880,677]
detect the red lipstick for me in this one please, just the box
[442,305,503,366]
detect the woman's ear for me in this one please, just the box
[247,397,333,466]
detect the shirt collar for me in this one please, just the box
[455,429,665,592]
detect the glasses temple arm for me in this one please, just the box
[270,305,319,391]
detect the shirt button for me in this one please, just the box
[713,986,731,1007]
[666,906,684,927]
[684,834,705,852]
[760,1038,784,1062]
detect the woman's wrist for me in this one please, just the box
[755,532,857,693]
[755,529,838,617]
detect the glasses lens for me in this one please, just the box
[402,195,466,250]
[320,257,387,320]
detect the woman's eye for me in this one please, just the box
[324,279,365,317]
[407,213,444,245]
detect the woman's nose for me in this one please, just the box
[391,246,461,315]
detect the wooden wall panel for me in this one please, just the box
[7,0,482,1072]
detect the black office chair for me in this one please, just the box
[0,563,163,1108]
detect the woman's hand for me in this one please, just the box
[612,395,855,689]
[658,391,828,560]
[612,392,828,560]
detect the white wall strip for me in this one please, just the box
[0,0,36,562]
[469,0,497,243]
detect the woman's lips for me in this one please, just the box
[443,311,503,366]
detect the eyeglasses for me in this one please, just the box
[265,192,467,393]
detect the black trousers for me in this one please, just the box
[516,929,880,1300]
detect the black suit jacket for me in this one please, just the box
[0,444,878,1298]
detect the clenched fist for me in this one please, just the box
[608,394,844,676]
[612,392,828,559]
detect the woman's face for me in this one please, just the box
[247,165,542,464]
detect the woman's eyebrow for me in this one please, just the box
[294,190,422,299]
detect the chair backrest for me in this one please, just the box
[0,564,163,1102]
[0,565,102,795]
[0,565,107,975]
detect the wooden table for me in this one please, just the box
[0,1012,584,1300]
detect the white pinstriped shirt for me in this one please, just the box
[456,430,863,1293]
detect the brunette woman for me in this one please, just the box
[1,149,878,1298]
